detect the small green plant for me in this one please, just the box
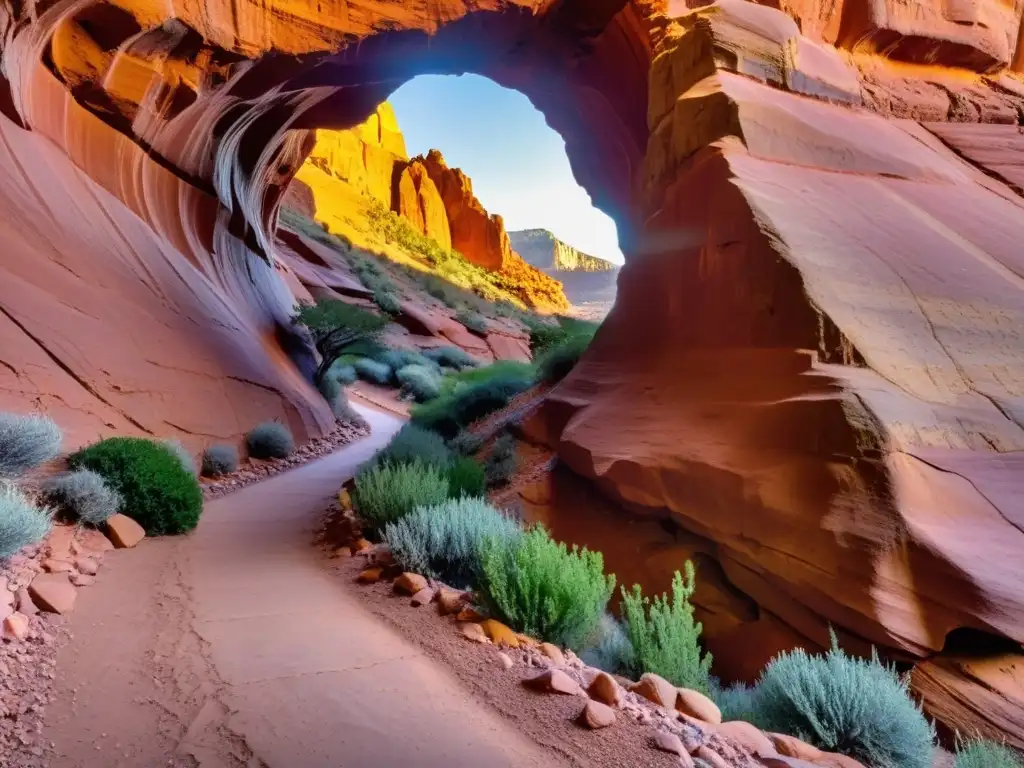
[0,412,62,477]
[376,424,451,469]
[246,422,294,460]
[354,358,392,385]
[421,346,478,371]
[438,360,535,397]
[455,308,488,335]
[201,445,239,477]
[620,562,712,692]
[383,496,521,588]
[536,329,595,383]
[397,365,441,402]
[753,633,935,768]
[411,370,534,438]
[352,460,449,532]
[42,469,122,526]
[331,363,357,385]
[484,433,518,487]
[580,613,635,675]
[479,525,615,650]
[444,456,486,498]
[955,739,1023,768]
[448,430,484,457]
[68,437,202,535]
[293,298,388,387]
[374,290,402,315]
[162,439,197,476]
[0,483,52,558]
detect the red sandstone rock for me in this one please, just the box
[2,613,29,641]
[105,515,145,549]
[587,671,624,708]
[393,572,428,596]
[677,688,722,724]
[522,669,582,696]
[28,574,76,615]
[630,673,678,709]
[578,700,616,729]
[355,567,383,584]
[479,619,520,648]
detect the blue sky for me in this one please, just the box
[389,74,624,264]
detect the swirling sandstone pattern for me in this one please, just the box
[1,0,1023,744]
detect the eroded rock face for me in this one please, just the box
[3,0,1024,745]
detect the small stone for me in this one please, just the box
[410,588,434,607]
[716,720,776,756]
[15,588,38,616]
[676,687,722,724]
[587,671,624,708]
[2,613,29,641]
[479,619,520,648]
[538,642,565,666]
[578,700,616,730]
[653,730,686,756]
[370,547,395,568]
[455,607,484,622]
[630,672,678,708]
[70,574,96,587]
[436,588,466,616]
[28,574,77,614]
[355,567,383,584]
[460,623,488,644]
[41,559,74,574]
[393,572,428,596]
[74,557,99,576]
[496,652,514,670]
[350,538,372,554]
[695,745,730,768]
[105,514,145,549]
[523,668,582,695]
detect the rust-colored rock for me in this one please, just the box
[578,700,616,729]
[538,643,565,666]
[104,514,145,549]
[630,673,679,709]
[2,612,30,641]
[523,669,582,696]
[677,688,722,725]
[587,671,624,708]
[395,163,452,252]
[436,588,468,616]
[479,619,520,648]
[355,567,383,584]
[410,588,435,607]
[28,574,77,615]
[460,622,488,644]
[393,572,428,596]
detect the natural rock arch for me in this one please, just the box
[2,0,1024,747]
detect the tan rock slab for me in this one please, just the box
[716,720,776,755]
[523,669,582,696]
[393,572,428,595]
[410,588,434,607]
[355,567,383,584]
[578,700,616,729]
[42,558,74,574]
[105,514,145,548]
[460,622,488,643]
[2,612,29,641]
[75,557,99,576]
[29,573,77,614]
[539,642,565,666]
[587,671,624,708]
[677,687,722,724]
[630,672,678,708]
[436,588,466,616]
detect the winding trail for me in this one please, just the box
[43,405,564,768]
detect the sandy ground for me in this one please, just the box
[41,404,565,768]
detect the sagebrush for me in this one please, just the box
[444,456,486,498]
[0,483,52,559]
[354,358,392,385]
[709,680,762,724]
[42,469,122,525]
[411,370,534,438]
[620,562,712,692]
[397,364,441,402]
[448,430,484,457]
[384,496,521,588]
[536,329,595,383]
[479,525,615,650]
[485,433,518,487]
[331,389,363,426]
[580,613,634,675]
[69,437,202,536]
[455,309,488,335]
[422,346,477,371]
[955,740,1022,768]
[754,634,934,768]
[246,422,294,460]
[201,444,239,477]
[353,460,449,532]
[376,424,451,469]
[0,412,62,477]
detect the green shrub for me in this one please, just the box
[620,562,712,692]
[485,433,518,487]
[753,635,934,768]
[375,291,402,315]
[293,298,388,387]
[68,437,203,535]
[955,740,1023,768]
[246,422,294,459]
[0,412,62,477]
[352,460,449,532]
[536,330,595,383]
[444,456,486,498]
[201,444,239,477]
[354,358,392,385]
[384,496,521,588]
[422,346,478,370]
[527,320,568,356]
[42,469,122,526]
[397,365,442,402]
[479,525,615,650]
[376,348,438,374]
[448,430,484,457]
[709,680,762,724]
[439,360,535,397]
[317,373,342,403]
[376,424,451,469]
[411,371,534,438]
[332,363,357,385]
[0,483,52,558]
[331,390,363,426]
[580,613,634,675]
[455,309,488,335]
[162,439,197,476]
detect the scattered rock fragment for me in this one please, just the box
[41,559,74,574]
[356,567,383,584]
[393,572,428,595]
[630,672,678,709]
[70,573,96,587]
[653,729,687,756]
[517,633,539,648]
[436,588,466,616]
[768,733,825,761]
[410,588,434,607]
[523,668,582,695]
[338,488,352,510]
[538,642,565,666]
[28,574,77,614]
[350,538,372,554]
[479,619,519,648]
[2,613,29,641]
[15,588,37,616]
[74,557,99,576]
[587,671,624,708]
[456,607,483,622]
[460,623,488,644]
[676,687,722,724]
[105,514,145,549]
[496,652,514,670]
[578,700,616,729]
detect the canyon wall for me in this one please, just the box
[511,228,618,273]
[1,0,1023,745]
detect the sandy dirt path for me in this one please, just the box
[43,405,565,768]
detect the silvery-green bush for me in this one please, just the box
[201,444,239,477]
[0,412,62,477]
[42,469,122,525]
[0,483,52,558]
[246,422,294,460]
[161,439,197,476]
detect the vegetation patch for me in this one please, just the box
[375,424,451,469]
[955,740,1023,768]
[69,437,203,536]
[42,469,122,526]
[354,358,392,385]
[411,366,535,438]
[246,422,295,460]
[352,460,449,533]
[0,483,52,559]
[422,346,478,371]
[443,456,486,498]
[484,432,518,487]
[294,298,388,387]
[201,445,239,477]
[396,364,442,402]
[0,412,62,477]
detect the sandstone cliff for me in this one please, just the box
[510,229,617,273]
[3,0,1024,747]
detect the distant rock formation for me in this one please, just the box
[510,229,618,317]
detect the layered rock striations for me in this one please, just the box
[510,228,620,314]
[2,0,1024,745]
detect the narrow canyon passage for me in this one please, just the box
[41,404,562,768]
